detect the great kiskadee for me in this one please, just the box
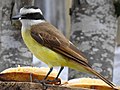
[12,6,116,88]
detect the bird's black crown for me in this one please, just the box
[23,6,39,9]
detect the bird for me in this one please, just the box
[12,6,116,88]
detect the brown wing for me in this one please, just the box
[31,22,90,67]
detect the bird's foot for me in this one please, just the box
[34,78,61,89]
[46,78,61,85]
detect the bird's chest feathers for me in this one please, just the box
[22,30,40,52]
[21,29,67,67]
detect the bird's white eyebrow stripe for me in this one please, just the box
[20,8,43,15]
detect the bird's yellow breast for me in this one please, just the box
[21,29,68,67]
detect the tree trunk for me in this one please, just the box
[0,0,34,72]
[117,17,120,45]
[69,0,117,81]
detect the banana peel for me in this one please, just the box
[0,66,61,85]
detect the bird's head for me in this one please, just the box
[12,6,45,26]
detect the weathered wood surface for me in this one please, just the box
[0,82,91,90]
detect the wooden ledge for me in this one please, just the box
[0,81,92,90]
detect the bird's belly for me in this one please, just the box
[22,31,68,67]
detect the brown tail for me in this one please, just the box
[86,67,117,89]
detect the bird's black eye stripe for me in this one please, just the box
[21,13,45,20]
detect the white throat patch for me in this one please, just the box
[20,19,45,31]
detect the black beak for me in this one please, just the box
[12,14,21,20]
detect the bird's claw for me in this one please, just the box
[34,78,61,90]
[47,78,61,85]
